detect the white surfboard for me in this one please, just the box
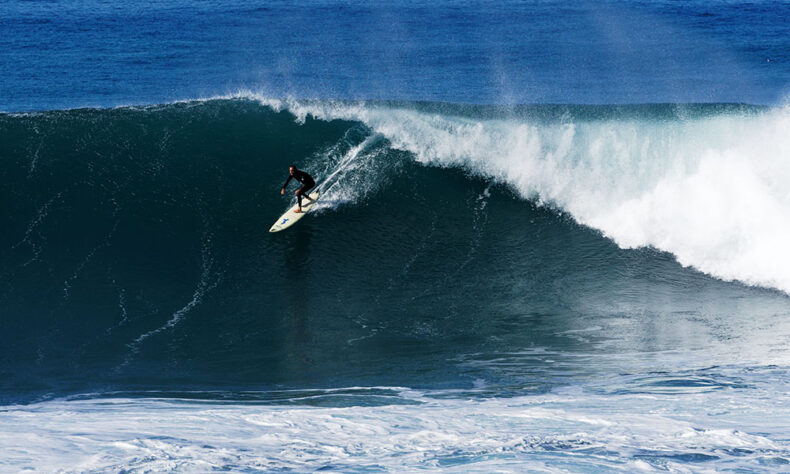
[269,191,320,232]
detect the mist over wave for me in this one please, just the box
[259,95,790,294]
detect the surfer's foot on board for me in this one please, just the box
[294,209,302,213]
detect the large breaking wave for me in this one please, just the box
[258,95,790,294]
[2,97,790,472]
[1,96,789,404]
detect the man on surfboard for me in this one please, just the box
[281,165,316,213]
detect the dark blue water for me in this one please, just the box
[2,0,789,112]
[2,1,790,471]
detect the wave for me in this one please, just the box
[1,97,789,403]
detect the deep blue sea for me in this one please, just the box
[2,1,790,471]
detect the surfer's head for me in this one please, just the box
[289,165,296,175]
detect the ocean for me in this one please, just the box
[1,1,790,472]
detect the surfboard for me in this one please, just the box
[269,191,320,232]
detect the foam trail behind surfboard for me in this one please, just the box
[313,134,382,204]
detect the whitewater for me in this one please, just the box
[4,381,790,472]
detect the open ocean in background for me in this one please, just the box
[2,1,790,471]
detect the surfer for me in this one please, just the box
[281,165,316,213]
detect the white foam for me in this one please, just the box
[252,95,790,294]
[1,384,788,472]
[311,132,392,210]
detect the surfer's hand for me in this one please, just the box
[280,188,285,195]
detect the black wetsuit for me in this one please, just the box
[282,169,316,208]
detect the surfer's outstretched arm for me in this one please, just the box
[281,175,293,194]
